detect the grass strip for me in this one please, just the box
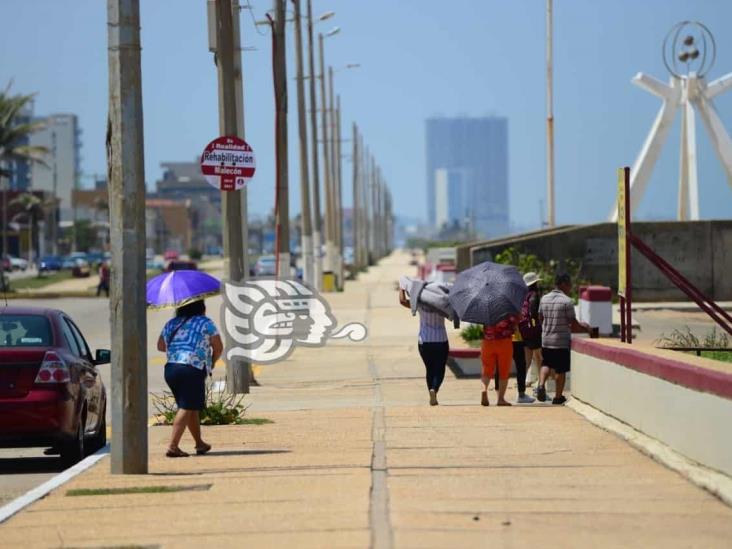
[240,417,274,425]
[10,271,74,290]
[66,484,211,497]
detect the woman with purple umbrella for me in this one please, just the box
[147,270,223,458]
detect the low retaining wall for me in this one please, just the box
[571,338,732,477]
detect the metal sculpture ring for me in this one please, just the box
[662,21,716,79]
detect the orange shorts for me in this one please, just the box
[481,338,513,381]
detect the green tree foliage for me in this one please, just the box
[493,246,585,299]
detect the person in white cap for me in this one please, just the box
[518,272,543,389]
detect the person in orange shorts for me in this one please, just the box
[481,314,519,406]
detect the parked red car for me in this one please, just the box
[0,307,109,465]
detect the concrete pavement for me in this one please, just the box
[1,251,732,547]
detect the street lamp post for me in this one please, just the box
[272,0,290,278]
[306,0,323,289]
[292,0,313,286]
[318,29,339,286]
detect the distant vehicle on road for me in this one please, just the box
[8,256,28,271]
[61,256,76,270]
[71,259,91,278]
[146,258,165,272]
[39,255,63,272]
[0,307,109,465]
[163,250,179,261]
[165,260,198,272]
[254,255,277,277]
[86,252,107,266]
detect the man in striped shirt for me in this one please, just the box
[537,273,592,405]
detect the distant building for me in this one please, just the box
[425,116,508,238]
[7,103,34,191]
[30,113,81,223]
[154,161,222,253]
[145,199,193,255]
[73,188,193,255]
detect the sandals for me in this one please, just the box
[166,447,189,458]
[195,443,212,455]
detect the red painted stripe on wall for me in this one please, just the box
[572,338,732,401]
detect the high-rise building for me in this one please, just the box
[7,103,34,191]
[30,113,81,222]
[425,116,508,238]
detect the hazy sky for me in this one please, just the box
[2,0,731,231]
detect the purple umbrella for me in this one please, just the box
[146,270,221,309]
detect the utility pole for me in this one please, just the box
[306,0,322,290]
[319,35,335,281]
[209,0,250,393]
[51,130,57,255]
[292,0,313,286]
[546,0,555,227]
[272,0,290,278]
[351,122,360,272]
[107,0,148,474]
[335,95,344,287]
[359,141,369,268]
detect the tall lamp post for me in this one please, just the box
[318,27,339,286]
[291,0,313,285]
[306,2,333,290]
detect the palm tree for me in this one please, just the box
[10,192,49,264]
[0,85,47,257]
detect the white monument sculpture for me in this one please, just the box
[610,21,732,221]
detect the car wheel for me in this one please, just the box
[89,415,107,452]
[60,420,85,467]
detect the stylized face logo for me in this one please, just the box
[222,279,364,364]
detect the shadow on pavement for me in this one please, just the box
[0,456,64,475]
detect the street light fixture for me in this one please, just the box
[325,26,340,37]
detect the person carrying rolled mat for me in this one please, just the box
[399,285,449,406]
[481,313,518,406]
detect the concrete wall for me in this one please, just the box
[571,339,732,477]
[457,221,732,301]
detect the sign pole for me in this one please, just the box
[624,166,632,344]
[211,0,249,393]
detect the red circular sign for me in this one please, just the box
[200,135,256,191]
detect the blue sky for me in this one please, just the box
[1,0,731,230]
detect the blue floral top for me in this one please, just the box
[161,315,219,373]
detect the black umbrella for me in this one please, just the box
[449,261,528,325]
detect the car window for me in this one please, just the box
[0,315,52,347]
[60,318,82,357]
[66,319,92,360]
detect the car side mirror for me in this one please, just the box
[94,349,111,365]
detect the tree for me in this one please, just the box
[10,192,43,262]
[0,85,48,256]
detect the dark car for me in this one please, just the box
[39,255,63,272]
[0,307,109,465]
[165,260,198,272]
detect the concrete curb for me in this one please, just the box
[567,398,732,507]
[0,444,110,525]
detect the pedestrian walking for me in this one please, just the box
[494,326,536,403]
[157,299,223,457]
[96,260,110,297]
[481,314,518,406]
[519,272,543,387]
[536,273,592,405]
[399,282,450,406]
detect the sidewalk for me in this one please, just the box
[2,251,732,548]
